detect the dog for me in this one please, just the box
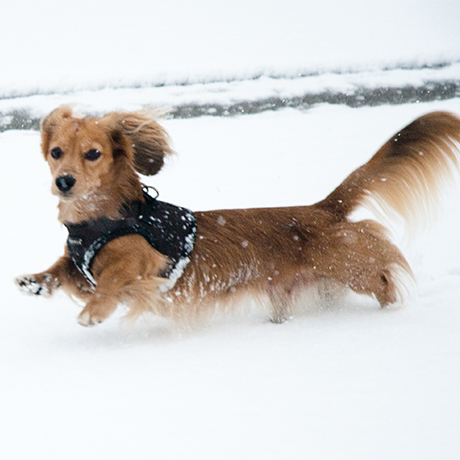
[16,106,460,327]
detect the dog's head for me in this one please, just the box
[40,105,173,204]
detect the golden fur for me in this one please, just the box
[16,106,460,327]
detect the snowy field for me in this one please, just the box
[1,1,460,460]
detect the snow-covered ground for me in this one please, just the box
[1,1,460,459]
[2,101,460,460]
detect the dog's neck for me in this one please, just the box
[58,179,144,224]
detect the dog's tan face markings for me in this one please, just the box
[45,118,115,200]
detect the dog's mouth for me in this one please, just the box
[55,188,104,206]
[52,186,75,199]
[56,190,75,200]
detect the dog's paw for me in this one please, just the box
[77,310,104,327]
[15,274,58,297]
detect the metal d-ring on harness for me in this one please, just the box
[65,188,197,290]
[141,184,159,200]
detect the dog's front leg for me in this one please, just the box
[77,235,169,327]
[77,266,124,327]
[16,252,93,300]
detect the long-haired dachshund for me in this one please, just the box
[16,106,460,327]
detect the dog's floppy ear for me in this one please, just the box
[40,105,74,157]
[102,110,174,176]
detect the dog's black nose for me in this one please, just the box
[55,175,76,193]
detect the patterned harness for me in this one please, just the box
[65,191,197,289]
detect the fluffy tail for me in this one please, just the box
[317,111,460,228]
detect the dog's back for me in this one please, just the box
[169,112,460,323]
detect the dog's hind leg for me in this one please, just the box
[267,289,294,323]
[265,274,306,323]
[307,220,412,308]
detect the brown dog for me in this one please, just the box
[16,106,460,327]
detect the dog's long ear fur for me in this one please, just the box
[102,110,174,176]
[40,105,74,157]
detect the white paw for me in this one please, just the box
[15,275,53,297]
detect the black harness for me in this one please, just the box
[65,191,197,288]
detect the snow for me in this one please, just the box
[2,101,460,460]
[1,1,460,459]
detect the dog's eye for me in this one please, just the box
[50,147,63,160]
[85,149,101,161]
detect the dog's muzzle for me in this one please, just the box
[55,175,76,193]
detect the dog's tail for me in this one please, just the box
[317,111,460,229]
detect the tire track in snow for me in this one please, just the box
[171,80,460,118]
[1,65,460,132]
